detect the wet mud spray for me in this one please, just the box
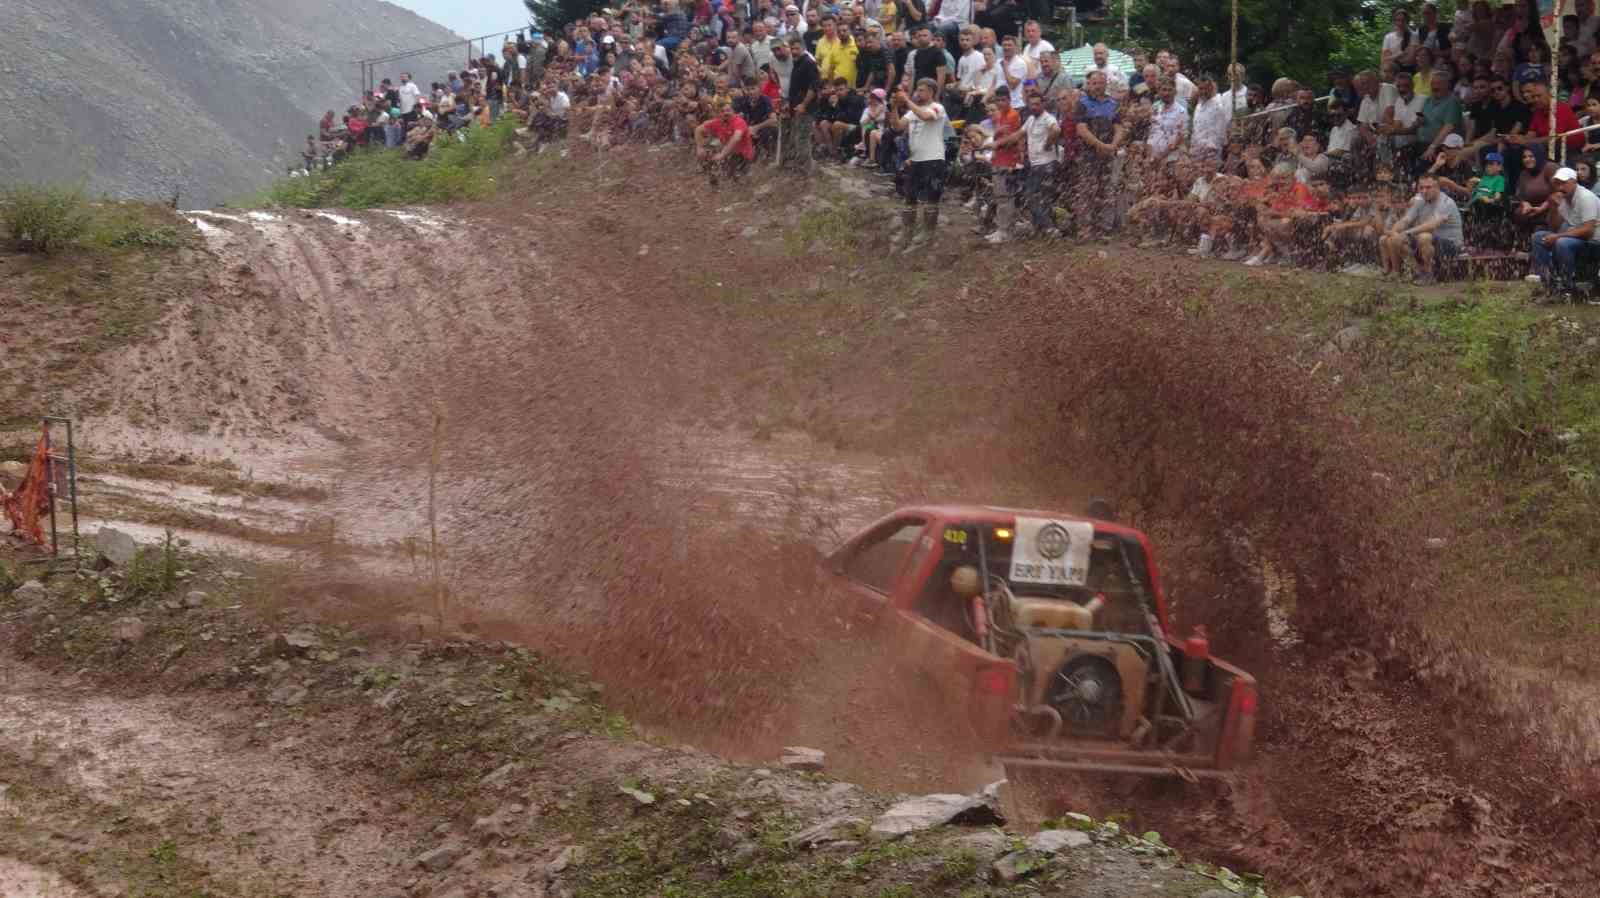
[43,170,1600,897]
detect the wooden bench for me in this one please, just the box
[1440,249,1528,282]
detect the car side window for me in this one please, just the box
[842,521,926,594]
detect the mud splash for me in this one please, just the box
[0,858,87,898]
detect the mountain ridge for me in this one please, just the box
[0,0,476,207]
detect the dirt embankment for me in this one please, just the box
[4,146,1600,897]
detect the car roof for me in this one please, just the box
[891,504,1149,541]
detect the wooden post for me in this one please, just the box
[1230,0,1238,96]
[1123,0,1129,43]
[429,406,444,628]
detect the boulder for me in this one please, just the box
[12,580,46,603]
[1026,829,1090,853]
[955,829,1011,856]
[546,845,584,877]
[779,746,826,772]
[92,528,139,566]
[784,815,865,850]
[991,850,1045,883]
[267,683,308,706]
[183,590,208,608]
[869,793,1004,840]
[413,843,462,872]
[110,616,147,642]
[0,460,26,480]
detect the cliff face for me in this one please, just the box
[0,0,476,207]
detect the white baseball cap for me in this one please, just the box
[1554,166,1578,182]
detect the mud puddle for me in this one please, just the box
[0,858,87,898]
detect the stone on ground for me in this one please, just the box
[1026,829,1091,853]
[784,815,865,850]
[779,746,826,771]
[868,792,1004,840]
[12,580,46,603]
[92,528,139,566]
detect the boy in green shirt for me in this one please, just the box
[1470,152,1507,205]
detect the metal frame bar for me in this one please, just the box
[995,756,1229,779]
[41,416,79,564]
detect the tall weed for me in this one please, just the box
[2,184,91,253]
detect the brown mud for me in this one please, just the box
[3,148,1598,897]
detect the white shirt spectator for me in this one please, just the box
[1083,62,1126,91]
[934,0,972,26]
[1559,183,1600,241]
[1004,55,1028,108]
[1382,29,1418,59]
[398,80,424,114]
[1222,84,1250,112]
[1187,175,1213,201]
[1327,119,1358,154]
[1172,71,1196,105]
[1387,92,1424,146]
[1191,92,1231,156]
[903,102,949,161]
[551,90,571,116]
[1025,110,1061,165]
[971,63,1001,96]
[1023,38,1056,66]
[1148,99,1188,161]
[957,49,985,89]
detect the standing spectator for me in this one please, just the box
[1283,88,1326,146]
[1160,51,1197,105]
[1021,20,1055,74]
[1074,70,1125,236]
[962,45,1003,114]
[1000,34,1028,110]
[855,30,891,89]
[953,25,986,114]
[779,4,805,37]
[1033,49,1072,106]
[1520,78,1584,156]
[1380,69,1424,174]
[1191,73,1231,163]
[1418,70,1465,166]
[933,0,974,52]
[1221,62,1250,111]
[750,20,777,70]
[727,28,760,82]
[783,33,821,167]
[1383,8,1419,70]
[903,24,949,92]
[892,77,951,250]
[1528,166,1600,298]
[1148,77,1189,170]
[816,15,859,85]
[1379,174,1463,284]
[984,89,1023,242]
[1021,89,1063,237]
[1083,43,1128,92]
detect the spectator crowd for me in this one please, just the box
[313,0,1600,302]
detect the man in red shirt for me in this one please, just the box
[982,87,1023,243]
[695,100,755,184]
[1519,80,1585,155]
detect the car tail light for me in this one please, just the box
[1237,688,1258,714]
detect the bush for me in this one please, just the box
[260,115,520,210]
[2,184,91,253]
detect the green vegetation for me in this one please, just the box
[258,116,521,209]
[2,184,91,253]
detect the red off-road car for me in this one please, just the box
[821,504,1257,779]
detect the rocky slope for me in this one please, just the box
[0,0,474,207]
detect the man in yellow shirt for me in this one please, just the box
[815,14,859,86]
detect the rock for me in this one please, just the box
[267,629,319,657]
[955,829,1011,856]
[110,616,147,642]
[414,844,462,872]
[1424,537,1447,550]
[546,845,584,877]
[991,850,1045,883]
[183,590,208,608]
[471,811,512,845]
[12,580,46,603]
[779,746,826,772]
[739,225,759,239]
[0,460,26,480]
[267,683,308,706]
[92,528,139,566]
[726,842,760,867]
[784,815,865,850]
[619,785,656,805]
[1026,829,1091,853]
[480,762,518,785]
[823,782,857,800]
[869,793,1004,840]
[375,688,404,709]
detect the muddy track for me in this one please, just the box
[9,157,1598,898]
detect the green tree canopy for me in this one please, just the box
[525,0,607,34]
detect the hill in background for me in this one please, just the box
[0,0,478,207]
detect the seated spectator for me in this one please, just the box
[1528,166,1600,300]
[695,99,755,183]
[1378,174,1463,284]
[1514,143,1558,231]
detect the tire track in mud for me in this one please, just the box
[0,658,413,898]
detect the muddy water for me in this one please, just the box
[0,858,88,898]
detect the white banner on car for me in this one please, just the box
[1009,518,1094,586]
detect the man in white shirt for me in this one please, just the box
[1381,68,1424,165]
[1190,73,1231,162]
[397,73,424,121]
[892,77,951,250]
[1021,20,1055,74]
[954,25,985,100]
[1020,89,1063,237]
[1147,77,1189,167]
[1000,34,1028,110]
[934,0,973,52]
[1159,51,1196,105]
[1220,62,1250,111]
[1529,166,1600,297]
[1082,43,1127,92]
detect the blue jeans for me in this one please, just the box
[1530,230,1600,287]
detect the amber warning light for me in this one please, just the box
[993,528,1013,540]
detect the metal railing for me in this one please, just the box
[355,26,530,94]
